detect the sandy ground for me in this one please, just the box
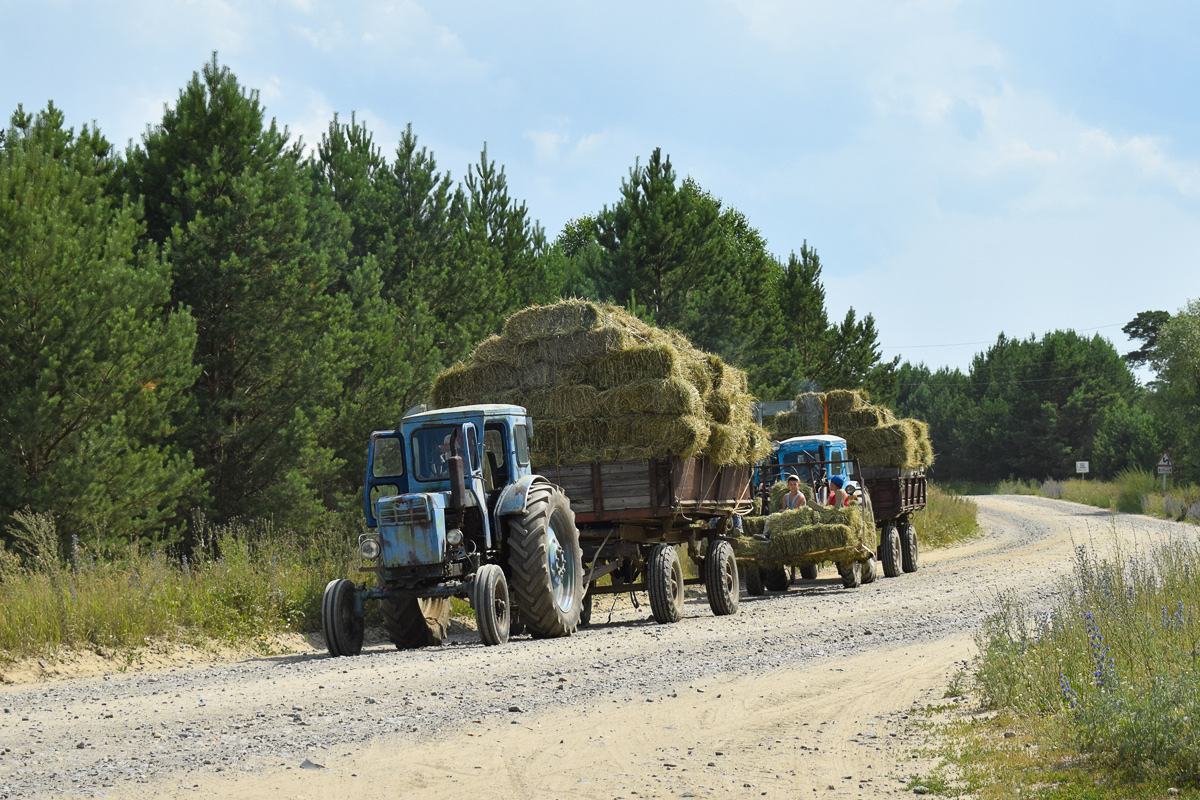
[1,496,1196,800]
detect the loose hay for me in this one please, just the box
[430,301,769,466]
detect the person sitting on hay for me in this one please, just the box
[828,474,852,507]
[781,474,807,510]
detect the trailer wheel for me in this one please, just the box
[899,522,919,573]
[473,564,510,646]
[799,563,819,580]
[763,566,790,592]
[745,565,765,596]
[838,560,862,589]
[380,595,450,649]
[704,539,739,616]
[861,555,878,584]
[579,591,593,627]
[879,524,902,578]
[648,544,684,624]
[507,483,583,637]
[321,579,363,657]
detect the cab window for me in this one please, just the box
[412,425,458,481]
[371,436,405,479]
[513,424,530,466]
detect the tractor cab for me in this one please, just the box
[363,405,534,574]
[755,434,857,507]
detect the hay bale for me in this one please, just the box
[734,504,873,567]
[601,378,704,417]
[432,300,767,466]
[570,344,681,389]
[845,420,922,469]
[829,406,894,431]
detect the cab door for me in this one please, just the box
[365,431,409,528]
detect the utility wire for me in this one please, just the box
[881,323,1125,350]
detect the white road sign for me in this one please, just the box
[1076,461,1089,474]
[1157,453,1173,474]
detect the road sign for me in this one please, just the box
[1076,461,1090,474]
[1157,452,1173,475]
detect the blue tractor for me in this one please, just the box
[321,404,584,654]
[755,434,858,507]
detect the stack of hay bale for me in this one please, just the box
[767,389,934,470]
[736,504,873,566]
[430,300,772,467]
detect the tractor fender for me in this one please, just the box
[495,473,554,518]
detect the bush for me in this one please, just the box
[974,533,1200,786]
[0,511,363,658]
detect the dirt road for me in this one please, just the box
[1,497,1195,799]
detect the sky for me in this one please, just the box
[4,0,1198,379]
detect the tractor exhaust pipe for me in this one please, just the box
[447,455,466,532]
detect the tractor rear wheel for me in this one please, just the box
[899,522,920,573]
[879,525,902,578]
[861,555,878,584]
[321,579,363,657]
[799,563,819,580]
[745,565,765,596]
[838,560,862,589]
[704,539,739,616]
[507,483,583,638]
[473,564,510,646]
[648,544,684,624]
[763,565,790,592]
[380,595,450,649]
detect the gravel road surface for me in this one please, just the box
[1,496,1195,799]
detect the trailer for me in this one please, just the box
[535,456,753,625]
[859,466,926,576]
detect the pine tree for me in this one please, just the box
[123,55,354,527]
[0,105,201,547]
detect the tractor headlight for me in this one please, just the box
[359,536,381,561]
[446,528,463,546]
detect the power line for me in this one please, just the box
[881,323,1126,350]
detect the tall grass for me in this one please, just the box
[913,484,979,547]
[0,510,362,660]
[994,469,1200,523]
[974,533,1200,786]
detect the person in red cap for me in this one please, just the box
[828,474,851,507]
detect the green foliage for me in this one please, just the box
[974,534,1200,785]
[0,105,202,548]
[898,331,1139,482]
[124,55,355,529]
[1148,300,1200,483]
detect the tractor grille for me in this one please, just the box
[379,495,431,525]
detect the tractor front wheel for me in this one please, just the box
[473,564,510,646]
[321,579,364,657]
